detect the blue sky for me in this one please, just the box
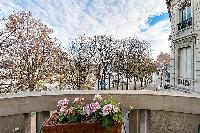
[148,13,169,26]
[0,0,171,58]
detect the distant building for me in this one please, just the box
[167,0,200,92]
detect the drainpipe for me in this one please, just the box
[192,0,195,92]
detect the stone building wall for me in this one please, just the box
[194,0,200,92]
[169,0,180,88]
[0,114,31,133]
[169,0,200,92]
[147,110,200,133]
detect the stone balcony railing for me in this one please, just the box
[1,90,200,133]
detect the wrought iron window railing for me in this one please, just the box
[177,17,192,30]
[178,78,191,86]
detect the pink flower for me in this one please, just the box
[95,102,100,109]
[57,98,69,108]
[84,104,91,115]
[60,106,66,112]
[102,104,112,116]
[84,102,100,115]
[89,102,100,113]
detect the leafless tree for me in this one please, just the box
[0,11,156,93]
[89,35,117,90]
[0,11,63,92]
[68,35,96,90]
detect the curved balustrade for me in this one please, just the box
[1,90,200,133]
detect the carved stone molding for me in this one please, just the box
[177,0,191,9]
[166,0,191,20]
[172,34,197,48]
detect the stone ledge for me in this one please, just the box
[0,90,200,117]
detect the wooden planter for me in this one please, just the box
[43,113,122,133]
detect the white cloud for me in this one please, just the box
[0,0,170,57]
[140,20,171,58]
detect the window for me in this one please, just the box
[198,124,200,133]
[179,6,191,22]
[178,47,192,86]
[178,5,192,30]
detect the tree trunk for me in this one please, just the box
[126,78,128,90]
[108,74,110,90]
[144,78,147,87]
[78,76,80,90]
[134,77,137,90]
[117,74,119,90]
[126,61,129,90]
[98,65,101,90]
[140,78,143,87]
[98,79,100,90]
[103,72,106,90]
[112,80,114,89]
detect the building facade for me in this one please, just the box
[167,0,200,92]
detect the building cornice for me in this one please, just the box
[172,33,197,43]
[172,33,197,48]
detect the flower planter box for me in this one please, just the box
[43,95,123,133]
[43,113,122,133]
